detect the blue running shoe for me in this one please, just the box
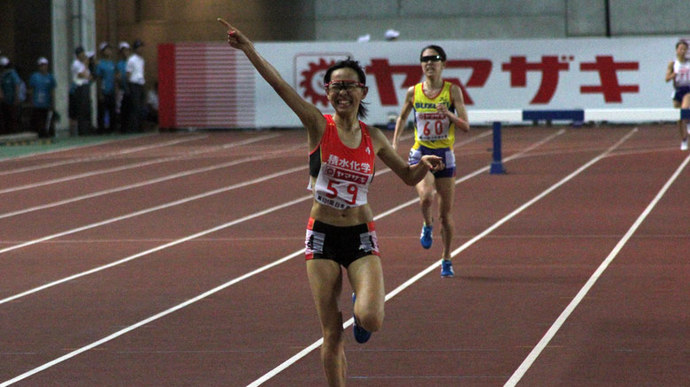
[441,259,454,278]
[352,293,371,344]
[420,224,433,249]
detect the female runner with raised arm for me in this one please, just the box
[217,18,444,386]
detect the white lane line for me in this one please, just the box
[0,194,310,307]
[0,133,159,163]
[0,134,209,176]
[504,152,690,387]
[0,132,439,301]
[0,161,305,257]
[0,207,308,387]
[0,131,432,270]
[376,128,565,224]
[0,130,443,215]
[0,134,280,194]
[247,128,633,387]
[0,129,552,386]
[0,144,298,220]
[1,157,391,304]
[0,131,434,243]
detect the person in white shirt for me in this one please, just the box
[666,40,690,151]
[70,46,93,135]
[123,39,146,132]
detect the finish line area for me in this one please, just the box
[1,108,689,385]
[470,108,690,174]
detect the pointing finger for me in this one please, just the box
[217,17,238,36]
[217,17,232,30]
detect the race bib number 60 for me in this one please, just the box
[417,112,449,141]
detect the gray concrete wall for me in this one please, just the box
[609,0,690,35]
[314,0,690,41]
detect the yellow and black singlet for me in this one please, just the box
[412,81,455,149]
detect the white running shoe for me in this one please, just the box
[682,139,688,151]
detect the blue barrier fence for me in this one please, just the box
[470,108,690,175]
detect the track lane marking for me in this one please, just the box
[0,134,208,176]
[0,129,552,385]
[0,133,160,163]
[0,159,305,257]
[0,131,424,249]
[0,143,298,220]
[0,131,481,290]
[248,128,634,386]
[0,134,281,194]
[504,152,690,386]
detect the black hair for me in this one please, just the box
[323,58,369,119]
[420,44,447,62]
[676,40,688,49]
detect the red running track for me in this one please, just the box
[0,125,688,386]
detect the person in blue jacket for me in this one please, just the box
[95,42,117,133]
[1,56,23,134]
[28,57,57,137]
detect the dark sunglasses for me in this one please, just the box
[420,55,443,63]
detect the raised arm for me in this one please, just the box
[217,18,325,143]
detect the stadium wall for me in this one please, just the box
[313,0,690,41]
[95,0,690,96]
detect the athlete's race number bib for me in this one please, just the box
[416,112,449,141]
[313,165,370,209]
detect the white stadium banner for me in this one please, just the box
[159,37,681,129]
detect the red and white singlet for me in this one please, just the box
[308,115,376,210]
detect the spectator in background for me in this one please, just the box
[124,39,145,133]
[1,55,22,134]
[70,46,93,135]
[95,42,117,133]
[28,57,57,137]
[666,39,690,151]
[116,41,131,133]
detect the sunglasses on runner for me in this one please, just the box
[324,80,366,92]
[420,55,443,63]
